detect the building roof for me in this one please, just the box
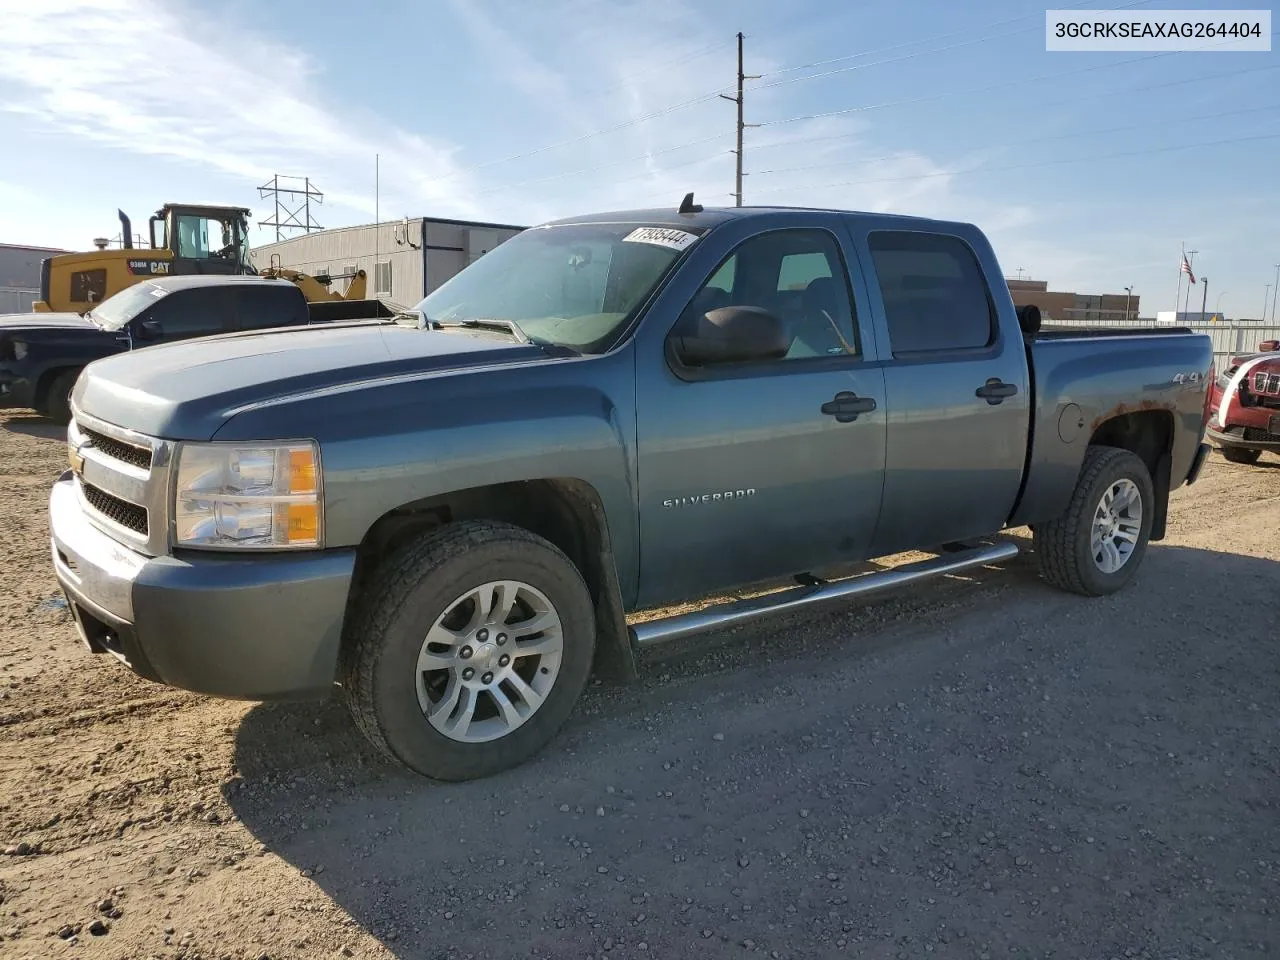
[0,242,68,253]
[252,214,529,249]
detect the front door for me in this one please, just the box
[634,223,887,608]
[858,228,1030,553]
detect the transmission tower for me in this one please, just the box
[257,175,324,241]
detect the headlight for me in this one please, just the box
[174,441,322,549]
[1217,367,1237,390]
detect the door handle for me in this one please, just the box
[975,379,1018,405]
[821,391,877,423]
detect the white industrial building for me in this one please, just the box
[249,216,526,307]
[0,242,67,313]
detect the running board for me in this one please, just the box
[630,541,1019,649]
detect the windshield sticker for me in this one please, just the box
[622,226,699,251]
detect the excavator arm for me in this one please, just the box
[257,265,368,302]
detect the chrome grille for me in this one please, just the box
[82,482,148,535]
[68,408,173,556]
[1252,371,1280,396]
[81,426,153,470]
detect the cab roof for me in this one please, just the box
[542,204,943,230]
[132,275,294,291]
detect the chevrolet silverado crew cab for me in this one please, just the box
[0,275,394,424]
[49,200,1214,781]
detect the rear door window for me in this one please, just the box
[867,231,995,355]
[232,286,307,331]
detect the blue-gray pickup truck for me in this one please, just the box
[48,199,1215,781]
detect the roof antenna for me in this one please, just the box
[678,191,702,214]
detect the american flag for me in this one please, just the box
[1180,254,1196,284]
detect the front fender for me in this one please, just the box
[211,349,640,598]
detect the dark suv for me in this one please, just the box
[0,275,309,422]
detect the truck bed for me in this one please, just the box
[1034,325,1193,340]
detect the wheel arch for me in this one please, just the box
[34,364,82,412]
[345,477,637,683]
[1087,409,1174,541]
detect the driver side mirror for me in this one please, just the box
[670,306,792,366]
[137,319,163,339]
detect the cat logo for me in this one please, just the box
[126,259,170,276]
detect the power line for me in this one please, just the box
[578,38,736,103]
[758,35,1278,128]
[752,131,1280,195]
[746,63,1280,156]
[750,102,1280,176]
[759,0,1155,80]
[475,133,728,196]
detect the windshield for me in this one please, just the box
[174,212,251,271]
[89,282,169,331]
[412,222,701,352]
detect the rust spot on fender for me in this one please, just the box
[1089,398,1176,432]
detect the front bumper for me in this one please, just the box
[49,473,357,700]
[1206,423,1280,452]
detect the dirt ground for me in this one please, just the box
[1,409,1277,960]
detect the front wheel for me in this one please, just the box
[339,520,596,781]
[1034,445,1155,597]
[40,369,80,425]
[1221,446,1262,465]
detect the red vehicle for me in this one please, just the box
[1206,339,1280,464]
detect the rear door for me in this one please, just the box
[856,226,1029,553]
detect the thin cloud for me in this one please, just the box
[0,0,482,223]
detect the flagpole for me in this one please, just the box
[1174,241,1184,320]
[1182,249,1198,317]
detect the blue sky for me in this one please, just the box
[0,0,1276,316]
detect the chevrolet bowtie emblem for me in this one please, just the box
[68,440,88,474]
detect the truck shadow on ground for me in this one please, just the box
[223,539,1280,959]
[2,412,64,440]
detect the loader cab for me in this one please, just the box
[150,204,253,277]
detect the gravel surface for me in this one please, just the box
[1,408,1277,959]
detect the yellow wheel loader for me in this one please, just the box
[32,204,366,313]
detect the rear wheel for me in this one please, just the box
[1035,445,1154,597]
[1221,446,1262,465]
[339,520,596,781]
[40,369,80,425]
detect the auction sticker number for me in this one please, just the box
[623,227,699,251]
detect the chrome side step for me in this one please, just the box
[630,541,1019,649]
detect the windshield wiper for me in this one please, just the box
[427,317,579,356]
[431,317,530,342]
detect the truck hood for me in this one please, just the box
[73,320,551,439]
[0,311,97,334]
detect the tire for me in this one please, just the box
[1034,445,1155,597]
[1221,446,1262,465]
[339,520,596,781]
[41,369,80,425]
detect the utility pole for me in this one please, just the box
[1124,285,1133,322]
[719,32,759,206]
[1272,262,1279,322]
[1200,276,1208,323]
[1265,283,1272,323]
